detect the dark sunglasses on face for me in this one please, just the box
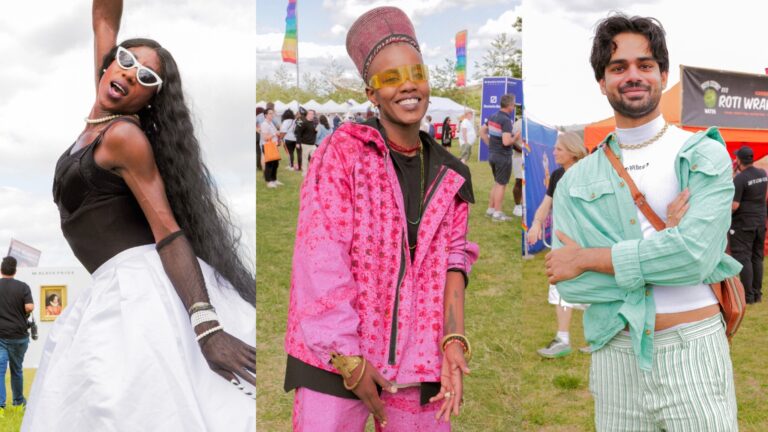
[116,46,164,92]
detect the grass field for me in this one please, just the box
[522,248,768,431]
[256,144,522,431]
[2,369,35,431]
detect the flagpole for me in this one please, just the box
[295,0,300,91]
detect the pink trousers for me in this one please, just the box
[292,387,451,432]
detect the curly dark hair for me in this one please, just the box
[590,13,668,82]
[282,108,295,121]
[99,38,255,306]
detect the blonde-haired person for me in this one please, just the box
[527,132,588,358]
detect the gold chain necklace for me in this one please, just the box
[618,122,669,150]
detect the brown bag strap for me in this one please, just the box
[603,144,666,231]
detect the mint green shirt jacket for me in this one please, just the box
[552,127,741,371]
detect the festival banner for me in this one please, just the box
[281,0,298,64]
[522,119,559,255]
[681,65,768,129]
[455,30,467,87]
[7,238,41,267]
[479,77,523,161]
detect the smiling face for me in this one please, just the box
[599,32,667,127]
[365,43,429,132]
[97,46,163,114]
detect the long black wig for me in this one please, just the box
[99,38,255,306]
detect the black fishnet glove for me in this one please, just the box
[157,231,256,389]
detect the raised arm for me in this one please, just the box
[92,0,122,90]
[97,121,255,389]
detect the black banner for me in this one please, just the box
[681,65,768,130]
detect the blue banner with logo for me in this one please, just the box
[523,118,559,255]
[479,77,523,161]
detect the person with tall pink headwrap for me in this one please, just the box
[283,6,478,431]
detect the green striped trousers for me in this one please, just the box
[590,314,738,431]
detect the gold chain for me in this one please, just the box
[618,122,669,150]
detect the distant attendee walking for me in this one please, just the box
[426,115,436,139]
[480,94,516,222]
[458,111,477,164]
[332,113,342,131]
[441,116,453,148]
[260,108,282,188]
[255,106,265,171]
[730,145,768,303]
[527,132,589,358]
[295,108,318,176]
[0,256,34,409]
[280,109,298,171]
[315,115,332,146]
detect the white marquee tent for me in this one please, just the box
[258,96,473,121]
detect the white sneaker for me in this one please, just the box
[537,338,573,358]
[492,211,512,222]
[274,180,284,186]
[266,182,277,189]
[286,166,294,171]
[485,208,496,217]
[513,205,523,217]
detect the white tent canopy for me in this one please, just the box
[302,99,323,111]
[265,96,474,121]
[426,96,474,123]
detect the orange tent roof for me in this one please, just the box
[583,82,768,150]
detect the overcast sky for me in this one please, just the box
[524,0,768,127]
[0,0,255,267]
[256,0,522,86]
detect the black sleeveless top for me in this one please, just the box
[52,118,155,273]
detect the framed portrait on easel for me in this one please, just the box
[40,285,67,321]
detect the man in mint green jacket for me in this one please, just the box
[546,13,741,431]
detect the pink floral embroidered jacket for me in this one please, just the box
[285,121,479,385]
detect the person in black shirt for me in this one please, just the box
[526,133,588,358]
[0,256,33,408]
[730,145,768,303]
[295,108,318,175]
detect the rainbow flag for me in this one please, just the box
[455,30,467,87]
[281,0,298,64]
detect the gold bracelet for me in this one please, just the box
[330,352,363,380]
[343,358,366,391]
[441,333,472,363]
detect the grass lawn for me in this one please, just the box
[256,143,522,431]
[522,252,768,431]
[2,368,35,431]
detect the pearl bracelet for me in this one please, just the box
[191,309,219,328]
[195,325,224,342]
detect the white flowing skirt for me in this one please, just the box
[21,245,256,432]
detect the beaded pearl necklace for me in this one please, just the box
[84,114,139,124]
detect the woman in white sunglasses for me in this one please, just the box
[21,1,255,431]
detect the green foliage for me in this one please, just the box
[473,32,522,80]
[552,374,583,390]
[430,58,458,91]
[257,59,368,105]
[3,369,35,431]
[473,15,522,81]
